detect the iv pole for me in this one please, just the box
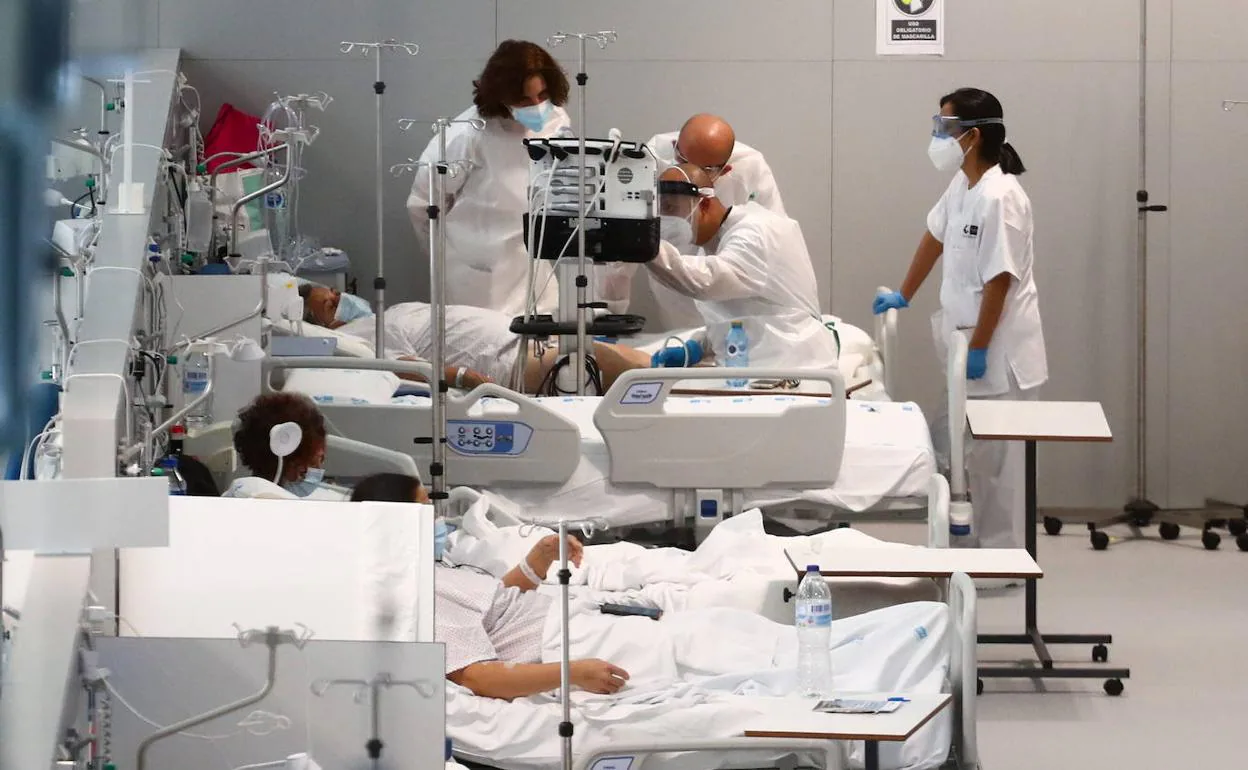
[392,117,483,518]
[1071,0,1247,551]
[339,39,420,358]
[548,31,617,396]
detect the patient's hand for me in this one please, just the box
[571,659,630,694]
[529,534,584,575]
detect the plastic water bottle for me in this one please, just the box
[795,565,834,698]
[725,321,749,387]
[154,458,187,495]
[181,352,212,430]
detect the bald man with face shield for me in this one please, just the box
[634,115,788,329]
[620,164,837,370]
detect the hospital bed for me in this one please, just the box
[262,357,942,541]
[112,492,977,770]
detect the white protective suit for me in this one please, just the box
[927,164,1047,550]
[406,105,571,318]
[641,132,788,330]
[645,202,838,370]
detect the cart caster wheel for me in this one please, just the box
[1158,522,1181,541]
[1202,530,1222,551]
[1090,531,1110,551]
[1237,533,1248,552]
[1043,517,1063,536]
[1228,519,1248,537]
[1092,644,1109,663]
[1103,678,1124,696]
[976,678,984,696]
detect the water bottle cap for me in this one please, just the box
[161,457,178,468]
[166,354,178,364]
[806,565,820,573]
[151,468,166,477]
[445,738,453,761]
[731,320,744,329]
[950,524,972,536]
[171,424,186,437]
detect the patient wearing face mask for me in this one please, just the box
[297,284,655,394]
[226,392,349,501]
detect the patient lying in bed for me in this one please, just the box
[354,475,948,706]
[299,285,653,393]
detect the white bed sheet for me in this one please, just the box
[469,396,935,527]
[448,599,950,770]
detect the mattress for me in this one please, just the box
[474,396,935,528]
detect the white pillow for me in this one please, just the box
[283,367,400,406]
[823,316,876,361]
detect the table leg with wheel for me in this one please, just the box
[973,432,1131,694]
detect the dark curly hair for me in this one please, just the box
[233,392,327,483]
[473,39,570,120]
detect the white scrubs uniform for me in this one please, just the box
[927,164,1047,550]
[645,202,838,370]
[338,303,524,386]
[641,133,788,330]
[406,105,571,318]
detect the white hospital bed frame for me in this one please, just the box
[259,346,969,539]
[456,571,979,770]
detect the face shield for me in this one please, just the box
[931,114,1004,140]
[657,178,714,251]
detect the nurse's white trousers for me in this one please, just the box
[931,372,1039,550]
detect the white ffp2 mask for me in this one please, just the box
[927,135,967,173]
[660,215,695,253]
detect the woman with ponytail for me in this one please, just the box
[871,87,1047,559]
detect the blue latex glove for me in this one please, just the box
[966,348,988,380]
[872,291,909,315]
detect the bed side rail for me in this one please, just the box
[594,368,847,489]
[572,737,837,770]
[948,571,979,770]
[261,355,435,392]
[873,286,900,398]
[264,357,581,485]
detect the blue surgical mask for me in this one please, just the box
[285,466,326,498]
[334,293,374,324]
[510,100,553,133]
[434,518,449,561]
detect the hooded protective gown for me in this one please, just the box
[407,104,571,318]
[641,132,788,330]
[644,202,838,370]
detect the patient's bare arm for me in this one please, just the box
[502,535,584,591]
[393,356,493,388]
[449,659,630,700]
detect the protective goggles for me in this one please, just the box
[673,142,728,176]
[931,115,1004,139]
[658,179,715,217]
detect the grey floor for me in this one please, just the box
[858,520,1248,770]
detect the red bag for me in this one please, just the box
[202,103,262,173]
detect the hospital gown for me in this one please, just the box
[338,303,524,386]
[436,565,551,675]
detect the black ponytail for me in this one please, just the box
[940,88,1026,176]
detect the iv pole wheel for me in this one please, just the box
[1043,516,1063,536]
[1158,521,1181,540]
[1090,530,1110,551]
[1236,533,1248,552]
[1226,518,1248,537]
[1103,678,1125,697]
[1092,644,1109,663]
[1201,529,1221,551]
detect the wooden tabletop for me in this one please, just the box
[741,693,952,742]
[965,400,1112,443]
